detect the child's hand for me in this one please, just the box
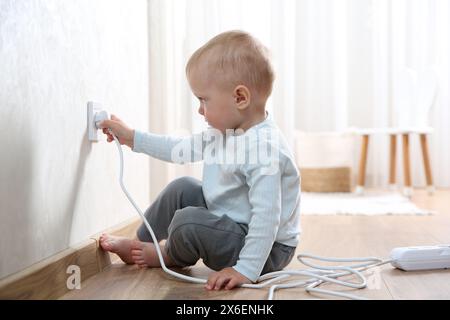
[98,114,135,149]
[205,267,251,290]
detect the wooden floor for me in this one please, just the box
[61,188,450,300]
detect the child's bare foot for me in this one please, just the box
[99,234,135,264]
[130,240,175,268]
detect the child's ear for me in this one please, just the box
[234,85,251,110]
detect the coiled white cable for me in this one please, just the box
[109,129,392,300]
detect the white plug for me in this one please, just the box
[87,101,110,142]
[94,110,110,129]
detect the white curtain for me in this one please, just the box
[147,0,450,200]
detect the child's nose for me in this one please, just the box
[198,105,204,116]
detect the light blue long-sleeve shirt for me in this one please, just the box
[132,116,301,282]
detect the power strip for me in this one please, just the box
[390,245,450,271]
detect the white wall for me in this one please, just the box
[0,0,150,279]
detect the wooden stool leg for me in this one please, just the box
[402,134,412,197]
[356,135,370,194]
[389,134,397,190]
[420,134,434,195]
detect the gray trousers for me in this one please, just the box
[137,176,296,276]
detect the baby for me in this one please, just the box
[98,30,301,291]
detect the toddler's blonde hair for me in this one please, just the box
[186,30,275,103]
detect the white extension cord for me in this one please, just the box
[109,129,394,300]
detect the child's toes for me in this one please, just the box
[131,239,143,250]
[99,234,109,245]
[135,260,147,268]
[100,239,112,251]
[131,249,142,257]
[131,254,139,260]
[131,251,143,262]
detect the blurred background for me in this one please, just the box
[147,0,449,195]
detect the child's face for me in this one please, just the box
[188,67,242,133]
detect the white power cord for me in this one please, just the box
[109,129,392,300]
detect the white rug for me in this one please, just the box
[301,192,434,216]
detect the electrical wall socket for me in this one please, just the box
[87,101,103,142]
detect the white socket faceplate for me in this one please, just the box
[87,101,102,142]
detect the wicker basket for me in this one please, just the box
[300,167,351,193]
[295,131,355,193]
